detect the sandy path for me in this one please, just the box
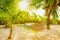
[0,25,60,40]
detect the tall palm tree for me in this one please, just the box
[28,0,59,29]
[0,0,20,39]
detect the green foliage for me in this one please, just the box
[29,0,43,8]
[18,11,30,22]
[0,13,12,25]
[51,9,58,24]
[0,0,59,25]
[30,12,37,22]
[37,16,47,22]
[43,0,55,9]
[0,0,20,25]
[29,0,55,9]
[29,0,59,25]
[45,0,55,5]
[0,14,6,25]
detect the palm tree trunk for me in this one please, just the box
[8,27,12,39]
[6,22,13,39]
[46,11,50,29]
[45,8,51,29]
[46,0,57,29]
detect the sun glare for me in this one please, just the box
[18,0,45,16]
[18,1,28,10]
[33,8,45,16]
[58,7,60,20]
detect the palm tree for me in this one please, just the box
[28,0,59,29]
[0,0,20,39]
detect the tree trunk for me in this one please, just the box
[8,27,12,39]
[46,0,57,29]
[6,21,13,39]
[46,11,50,29]
[45,8,51,29]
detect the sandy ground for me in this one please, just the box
[0,25,60,40]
